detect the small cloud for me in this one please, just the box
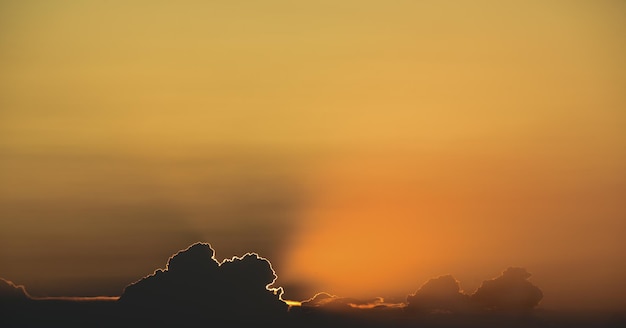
[406,274,470,314]
[300,292,341,308]
[470,267,543,313]
[300,292,395,311]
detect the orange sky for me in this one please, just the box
[0,0,625,311]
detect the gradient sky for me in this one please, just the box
[1,0,625,311]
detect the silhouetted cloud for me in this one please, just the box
[3,249,624,328]
[405,268,544,315]
[118,242,288,323]
[300,292,397,311]
[406,275,471,314]
[470,267,543,313]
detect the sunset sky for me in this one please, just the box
[0,0,625,312]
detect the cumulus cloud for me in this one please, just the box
[1,243,547,327]
[405,267,543,315]
[470,267,543,313]
[299,267,544,317]
[119,242,288,323]
[406,275,470,314]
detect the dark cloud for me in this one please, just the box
[2,251,624,328]
[118,242,288,324]
[406,268,543,315]
[470,267,543,313]
[406,275,470,314]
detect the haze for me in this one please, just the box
[0,0,624,312]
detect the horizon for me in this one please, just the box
[0,241,573,308]
[0,240,620,314]
[1,242,623,328]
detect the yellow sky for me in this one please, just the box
[0,0,625,310]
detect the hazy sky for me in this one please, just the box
[1,0,625,311]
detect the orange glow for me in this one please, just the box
[282,147,626,309]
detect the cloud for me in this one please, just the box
[298,268,544,317]
[300,292,353,310]
[0,278,30,302]
[118,242,288,323]
[300,292,399,311]
[0,244,546,326]
[470,267,543,313]
[2,250,614,328]
[405,268,543,315]
[406,275,471,314]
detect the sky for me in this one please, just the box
[0,0,625,312]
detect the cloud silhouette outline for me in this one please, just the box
[470,267,543,313]
[2,249,620,328]
[118,242,288,324]
[406,274,471,314]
